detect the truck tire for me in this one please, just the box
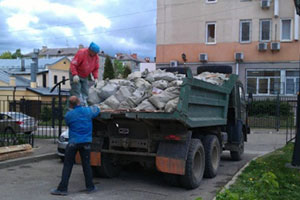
[197,65,232,74]
[180,139,205,189]
[230,134,244,161]
[203,135,221,178]
[92,153,121,178]
[163,174,181,187]
[159,67,188,74]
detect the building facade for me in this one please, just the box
[156,0,300,97]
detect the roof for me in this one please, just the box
[0,57,69,75]
[26,87,70,96]
[116,54,145,63]
[25,48,79,57]
[0,70,30,87]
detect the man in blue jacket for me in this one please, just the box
[51,96,100,196]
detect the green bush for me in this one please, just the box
[249,99,293,117]
[122,65,132,78]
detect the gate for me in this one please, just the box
[248,94,297,143]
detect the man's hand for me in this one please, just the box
[73,75,80,83]
[94,78,98,87]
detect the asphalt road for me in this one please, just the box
[0,132,286,200]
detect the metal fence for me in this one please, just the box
[0,95,68,147]
[248,95,297,143]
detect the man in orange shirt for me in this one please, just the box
[69,42,100,105]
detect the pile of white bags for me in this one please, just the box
[87,69,229,113]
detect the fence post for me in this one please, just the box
[276,93,280,131]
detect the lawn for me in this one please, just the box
[216,143,300,200]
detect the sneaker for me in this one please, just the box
[85,186,98,194]
[50,189,68,196]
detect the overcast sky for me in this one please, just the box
[0,0,157,59]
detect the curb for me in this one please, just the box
[0,153,57,169]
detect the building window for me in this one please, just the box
[62,76,66,85]
[260,19,272,42]
[206,0,217,3]
[206,22,216,44]
[247,70,281,95]
[240,20,252,43]
[42,74,46,88]
[281,19,292,41]
[54,75,57,84]
[286,71,300,95]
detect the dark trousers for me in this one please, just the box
[58,143,94,192]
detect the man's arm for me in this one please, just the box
[92,56,99,80]
[89,106,100,118]
[70,51,84,76]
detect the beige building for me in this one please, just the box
[157,0,300,97]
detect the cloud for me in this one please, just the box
[0,0,157,58]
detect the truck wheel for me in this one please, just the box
[203,135,221,178]
[163,174,181,187]
[92,153,121,178]
[180,139,205,189]
[230,134,244,161]
[197,65,232,74]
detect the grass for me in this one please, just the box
[215,143,300,200]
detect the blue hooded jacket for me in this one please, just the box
[65,105,100,144]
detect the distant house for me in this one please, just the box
[115,53,146,72]
[25,45,113,80]
[0,57,71,102]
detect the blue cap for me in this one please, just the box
[89,42,100,53]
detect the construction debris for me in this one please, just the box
[88,70,230,112]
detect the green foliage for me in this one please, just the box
[0,51,13,59]
[114,60,124,78]
[194,198,203,200]
[103,56,115,80]
[122,65,132,78]
[12,49,22,59]
[249,99,293,117]
[216,143,300,200]
[0,49,23,59]
[41,106,52,122]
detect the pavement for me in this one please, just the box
[0,129,288,200]
[0,138,57,169]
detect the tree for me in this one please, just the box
[103,56,115,80]
[114,60,124,78]
[122,65,132,78]
[0,51,13,59]
[0,49,23,59]
[12,49,22,59]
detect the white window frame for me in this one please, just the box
[240,20,252,43]
[280,18,293,42]
[206,22,217,44]
[259,19,272,42]
[206,0,217,3]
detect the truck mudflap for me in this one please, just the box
[75,152,101,166]
[156,132,191,175]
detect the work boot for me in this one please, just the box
[50,188,68,196]
[85,186,98,194]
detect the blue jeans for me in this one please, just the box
[57,143,94,192]
[69,71,89,105]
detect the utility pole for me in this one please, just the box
[292,0,300,166]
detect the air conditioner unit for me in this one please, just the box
[170,60,178,67]
[199,53,208,62]
[261,0,270,9]
[271,42,280,51]
[235,52,244,62]
[258,43,268,51]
